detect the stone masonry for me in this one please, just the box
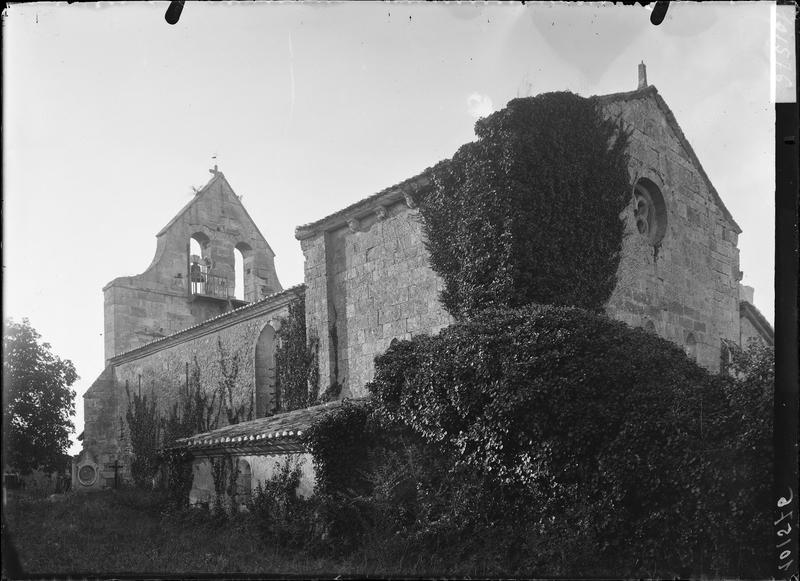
[600,86,743,370]
[103,170,282,362]
[78,67,774,490]
[296,74,759,394]
[297,182,452,397]
[78,287,300,489]
[77,171,291,490]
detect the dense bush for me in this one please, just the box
[420,92,630,319]
[714,342,774,574]
[303,400,373,498]
[125,386,161,489]
[363,304,770,576]
[246,456,315,549]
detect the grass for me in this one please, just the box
[3,488,350,577]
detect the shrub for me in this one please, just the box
[711,342,774,576]
[125,386,161,489]
[366,304,743,575]
[303,399,373,498]
[247,456,314,549]
[420,92,630,319]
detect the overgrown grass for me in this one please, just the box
[3,487,477,577]
[3,488,345,576]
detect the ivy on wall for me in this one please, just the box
[125,341,253,496]
[215,337,251,426]
[274,295,319,413]
[210,454,240,516]
[420,92,631,319]
[125,384,161,488]
[160,358,217,505]
[347,305,772,575]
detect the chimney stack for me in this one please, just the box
[638,61,648,89]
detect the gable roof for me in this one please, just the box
[595,85,741,233]
[294,171,435,240]
[295,84,742,238]
[740,300,775,346]
[156,171,276,256]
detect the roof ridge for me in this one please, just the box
[156,172,223,237]
[293,83,740,237]
[740,299,775,342]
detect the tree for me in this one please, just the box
[420,92,631,319]
[2,318,77,474]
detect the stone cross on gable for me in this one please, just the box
[209,164,219,176]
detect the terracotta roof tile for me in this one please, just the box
[168,398,368,453]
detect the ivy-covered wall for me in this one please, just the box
[297,88,744,393]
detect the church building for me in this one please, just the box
[73,66,773,499]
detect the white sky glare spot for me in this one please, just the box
[467,92,494,119]
[2,2,775,455]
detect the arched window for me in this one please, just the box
[189,237,203,261]
[189,233,211,295]
[234,242,253,302]
[254,323,276,418]
[685,332,697,362]
[633,179,667,246]
[234,247,245,301]
[236,459,252,505]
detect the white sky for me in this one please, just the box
[3,2,775,455]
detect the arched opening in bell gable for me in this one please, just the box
[189,233,211,296]
[234,242,254,302]
[254,323,276,418]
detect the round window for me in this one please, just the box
[633,179,667,246]
[78,464,97,486]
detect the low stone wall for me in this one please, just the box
[189,452,316,508]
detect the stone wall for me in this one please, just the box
[103,172,282,361]
[75,366,119,490]
[740,313,766,348]
[602,92,741,370]
[298,89,744,392]
[189,452,316,508]
[300,194,452,397]
[79,288,302,486]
